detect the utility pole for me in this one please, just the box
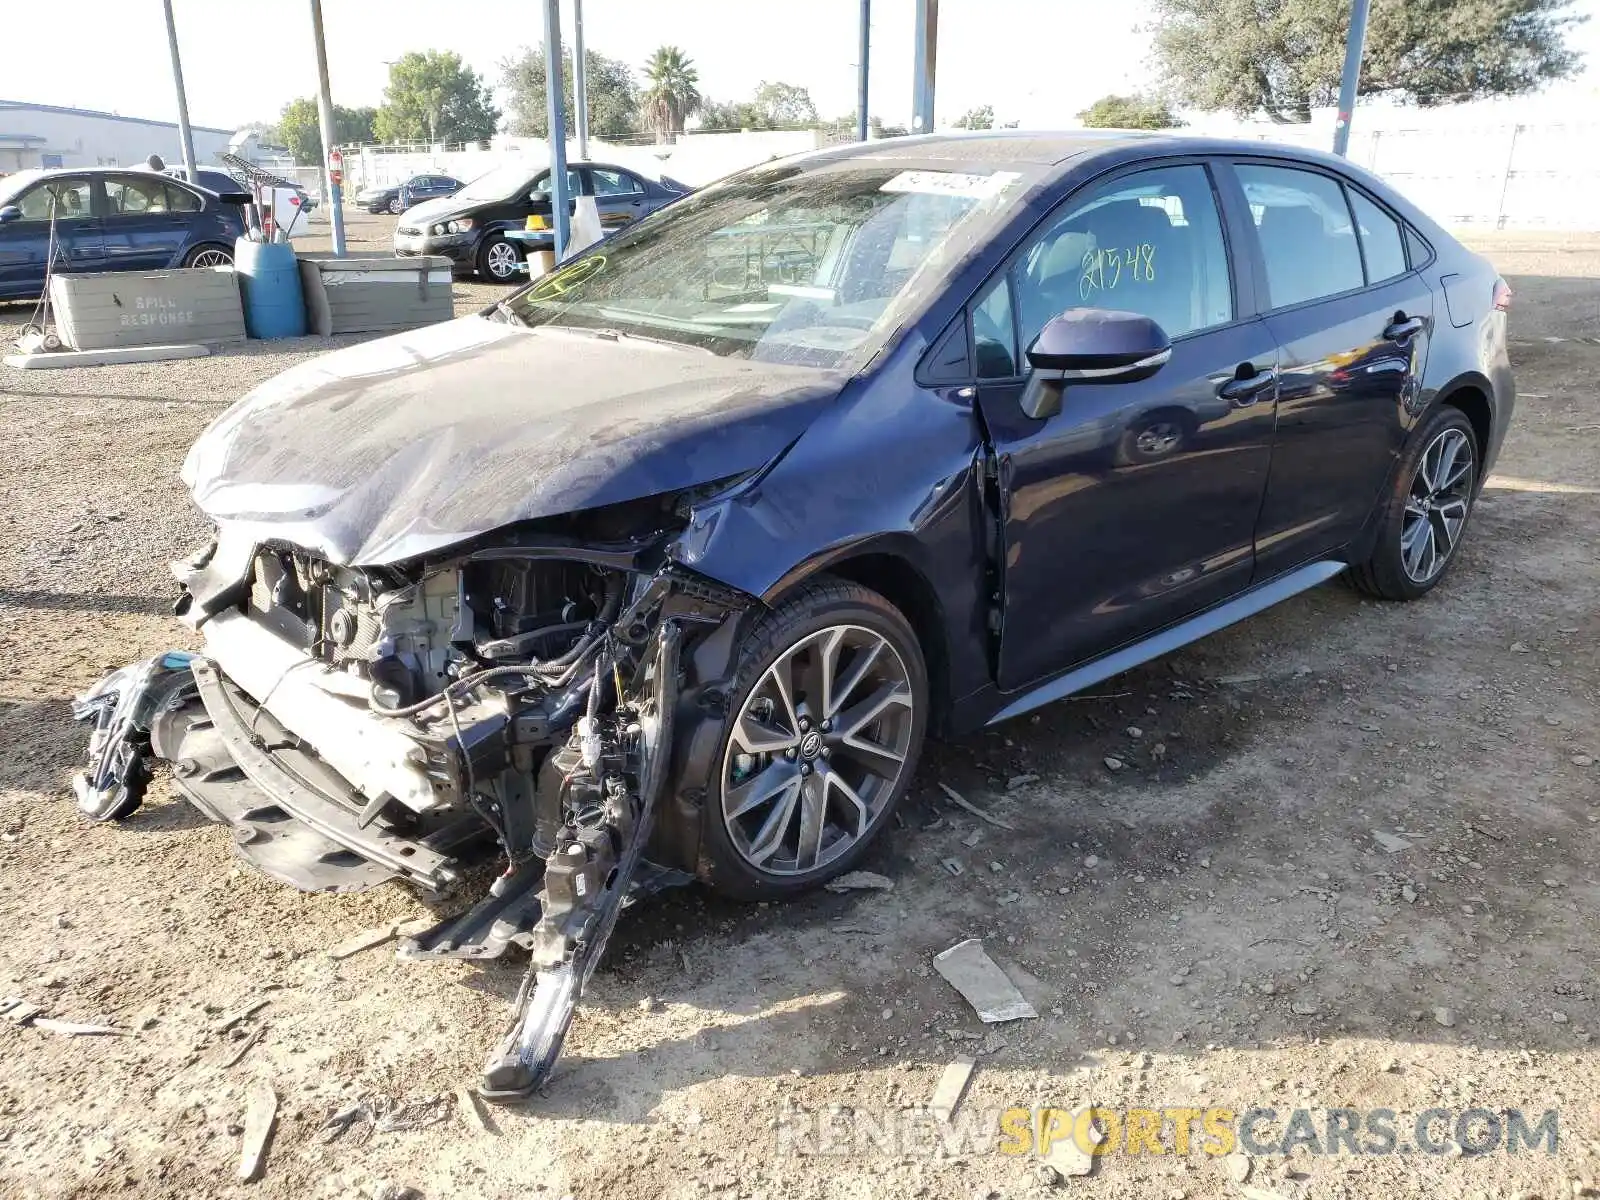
[543,0,571,260]
[308,0,347,254]
[161,0,199,182]
[857,0,871,142]
[1331,0,1371,157]
[573,0,590,160]
[911,0,937,134]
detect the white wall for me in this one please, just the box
[0,104,234,171]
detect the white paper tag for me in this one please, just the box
[880,170,1020,199]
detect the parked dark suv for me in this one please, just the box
[75,132,1512,1098]
[0,168,248,300]
[392,160,688,280]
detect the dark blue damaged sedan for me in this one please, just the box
[77,131,1513,1097]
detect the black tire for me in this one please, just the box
[387,195,404,215]
[1348,405,1480,601]
[699,576,928,900]
[182,243,233,269]
[476,234,524,283]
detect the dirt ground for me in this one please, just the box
[0,214,1596,1200]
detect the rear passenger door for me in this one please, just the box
[589,168,649,231]
[1228,161,1436,576]
[102,175,192,271]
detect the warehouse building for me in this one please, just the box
[0,99,236,173]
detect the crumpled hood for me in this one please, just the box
[182,315,845,566]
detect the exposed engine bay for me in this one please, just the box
[72,517,751,1099]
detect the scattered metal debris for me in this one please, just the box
[238,1083,277,1182]
[928,1056,975,1123]
[939,858,965,877]
[213,998,269,1034]
[824,871,894,893]
[31,1018,129,1037]
[1,998,43,1024]
[221,1026,265,1068]
[932,939,1038,1023]
[936,783,1016,831]
[328,923,407,961]
[373,1093,452,1134]
[1372,830,1414,853]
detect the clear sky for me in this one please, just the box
[3,0,1598,132]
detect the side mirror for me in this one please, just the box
[1020,308,1172,419]
[0,206,21,225]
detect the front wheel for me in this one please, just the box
[1348,406,1479,600]
[699,577,928,900]
[387,195,403,215]
[476,235,524,283]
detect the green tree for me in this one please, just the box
[641,46,701,141]
[952,104,995,130]
[1152,0,1584,123]
[749,81,818,126]
[501,45,639,139]
[276,98,380,163]
[373,51,499,144]
[1076,94,1182,129]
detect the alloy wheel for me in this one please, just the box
[188,248,233,268]
[1134,420,1183,457]
[1401,427,1474,583]
[720,625,915,877]
[388,196,403,215]
[485,241,520,280]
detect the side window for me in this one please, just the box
[106,176,171,215]
[592,169,644,198]
[971,276,1017,378]
[1347,189,1406,283]
[530,169,582,200]
[164,184,204,213]
[1236,164,1364,308]
[974,164,1232,379]
[17,178,93,220]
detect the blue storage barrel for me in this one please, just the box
[233,238,307,339]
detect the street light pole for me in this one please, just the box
[911,0,937,134]
[543,0,571,261]
[857,0,871,142]
[573,0,590,160]
[1331,0,1371,157]
[309,0,347,255]
[160,0,199,181]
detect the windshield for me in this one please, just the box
[0,170,45,206]
[456,163,539,203]
[502,161,1029,369]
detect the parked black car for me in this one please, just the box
[75,132,1512,1098]
[356,173,463,215]
[0,168,248,300]
[163,165,316,233]
[392,160,688,280]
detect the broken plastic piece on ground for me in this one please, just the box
[932,938,1039,1023]
[824,870,894,893]
[70,651,196,821]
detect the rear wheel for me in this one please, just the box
[183,243,233,269]
[1349,406,1479,600]
[700,577,928,900]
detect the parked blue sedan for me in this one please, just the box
[0,168,249,301]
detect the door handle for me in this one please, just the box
[1383,314,1425,341]
[1217,367,1277,406]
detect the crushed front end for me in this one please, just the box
[73,518,750,1099]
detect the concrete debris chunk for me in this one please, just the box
[932,939,1038,1023]
[1226,1152,1254,1182]
[824,871,894,893]
[940,858,965,877]
[937,783,1016,830]
[238,1083,278,1182]
[1372,830,1413,853]
[928,1055,976,1123]
[1041,1106,1099,1178]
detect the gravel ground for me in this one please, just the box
[0,220,1597,1200]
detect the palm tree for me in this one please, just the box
[642,46,701,143]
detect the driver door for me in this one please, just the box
[975,162,1281,691]
[0,176,103,297]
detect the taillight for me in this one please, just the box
[1493,279,1513,312]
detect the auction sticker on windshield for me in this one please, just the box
[880,170,1021,199]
